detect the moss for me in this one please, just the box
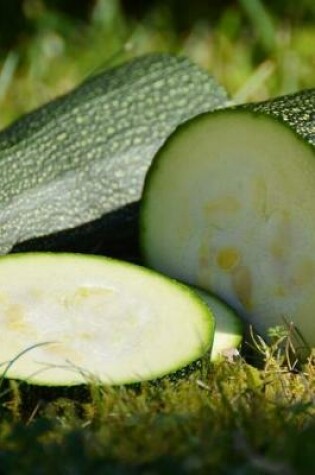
[0,340,314,473]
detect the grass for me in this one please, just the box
[0,0,314,473]
[0,336,314,474]
[0,0,314,128]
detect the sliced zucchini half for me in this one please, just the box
[0,253,214,386]
[194,289,243,361]
[141,90,315,349]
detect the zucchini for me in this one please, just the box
[140,89,315,349]
[0,53,228,255]
[194,289,243,361]
[0,253,214,386]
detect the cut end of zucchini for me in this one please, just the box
[141,106,315,348]
[193,288,243,361]
[0,253,214,386]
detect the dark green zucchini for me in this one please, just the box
[0,53,228,255]
[140,88,315,349]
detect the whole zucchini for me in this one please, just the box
[0,53,228,255]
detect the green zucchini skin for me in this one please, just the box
[243,88,315,146]
[0,53,228,255]
[13,201,140,261]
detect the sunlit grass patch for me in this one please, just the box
[0,331,314,473]
[0,0,314,128]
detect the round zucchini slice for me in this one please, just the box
[0,253,214,386]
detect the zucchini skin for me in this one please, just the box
[0,53,228,255]
[242,88,315,146]
[13,201,140,260]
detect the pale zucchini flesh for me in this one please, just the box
[0,53,228,255]
[194,289,243,361]
[0,253,214,386]
[141,90,315,348]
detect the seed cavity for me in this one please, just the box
[253,177,269,219]
[231,266,252,310]
[216,247,241,271]
[46,342,82,363]
[270,240,286,259]
[274,286,287,297]
[291,259,315,287]
[5,304,29,331]
[204,196,240,215]
[197,241,212,287]
[198,241,210,268]
[63,286,114,308]
[269,210,291,260]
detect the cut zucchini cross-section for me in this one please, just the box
[194,289,243,361]
[141,89,315,349]
[0,253,214,386]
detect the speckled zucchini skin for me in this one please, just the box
[0,53,228,255]
[244,88,315,145]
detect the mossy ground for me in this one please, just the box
[0,338,314,474]
[0,1,314,473]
